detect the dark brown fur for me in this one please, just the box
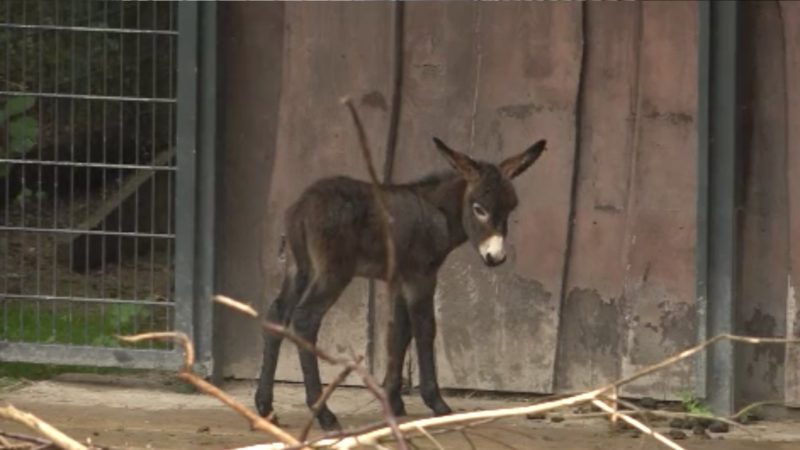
[255,137,547,430]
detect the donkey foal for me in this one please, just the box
[255,136,548,431]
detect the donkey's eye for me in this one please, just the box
[472,203,489,221]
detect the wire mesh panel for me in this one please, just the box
[0,0,186,367]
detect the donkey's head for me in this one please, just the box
[432,137,547,267]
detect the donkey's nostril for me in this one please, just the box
[485,253,506,267]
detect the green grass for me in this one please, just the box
[1,301,170,347]
[1,300,171,385]
[679,390,713,416]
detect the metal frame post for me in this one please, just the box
[175,1,217,377]
[696,1,741,415]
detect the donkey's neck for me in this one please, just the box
[407,172,469,250]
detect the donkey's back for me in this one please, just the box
[284,175,452,281]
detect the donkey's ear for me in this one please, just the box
[432,137,480,182]
[499,139,547,180]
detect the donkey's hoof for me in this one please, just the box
[318,409,342,432]
[254,392,275,420]
[432,402,453,417]
[390,399,408,417]
[389,395,406,417]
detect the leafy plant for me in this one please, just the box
[679,390,712,416]
[0,96,39,178]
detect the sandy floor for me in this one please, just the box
[2,373,800,450]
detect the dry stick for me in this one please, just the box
[117,332,304,449]
[603,395,748,436]
[0,431,53,447]
[0,404,87,450]
[609,334,800,390]
[591,400,684,450]
[325,389,605,449]
[730,400,785,420]
[243,333,800,449]
[341,97,408,450]
[413,425,445,450]
[340,97,397,284]
[299,355,365,442]
[214,295,408,450]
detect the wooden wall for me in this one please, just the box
[216,1,800,403]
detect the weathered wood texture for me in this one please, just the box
[216,1,798,402]
[779,0,800,406]
[736,0,789,408]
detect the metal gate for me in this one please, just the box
[0,1,214,373]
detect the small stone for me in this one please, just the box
[736,415,752,425]
[615,420,634,431]
[640,397,658,409]
[197,425,210,433]
[549,414,565,423]
[526,413,546,420]
[692,424,707,435]
[708,421,730,433]
[667,429,687,440]
[697,417,713,427]
[684,417,699,430]
[669,418,686,429]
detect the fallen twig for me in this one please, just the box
[232,333,800,449]
[118,331,304,449]
[0,430,53,447]
[299,355,365,442]
[0,404,87,450]
[592,400,684,450]
[214,295,408,450]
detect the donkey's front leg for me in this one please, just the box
[406,277,452,416]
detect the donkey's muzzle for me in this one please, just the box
[479,234,507,267]
[484,253,507,267]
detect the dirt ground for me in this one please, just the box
[2,373,800,450]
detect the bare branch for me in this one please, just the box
[609,334,800,390]
[215,294,259,317]
[117,332,193,370]
[0,404,87,450]
[237,333,800,449]
[0,431,54,447]
[299,355,365,442]
[117,331,304,448]
[340,96,397,284]
[414,425,444,450]
[591,400,684,450]
[730,400,784,420]
[218,294,408,450]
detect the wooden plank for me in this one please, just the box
[618,1,699,399]
[371,0,482,389]
[374,1,583,393]
[781,0,800,406]
[735,0,790,408]
[265,3,393,385]
[216,2,287,378]
[554,1,640,392]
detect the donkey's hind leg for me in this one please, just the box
[291,274,351,431]
[255,266,309,420]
